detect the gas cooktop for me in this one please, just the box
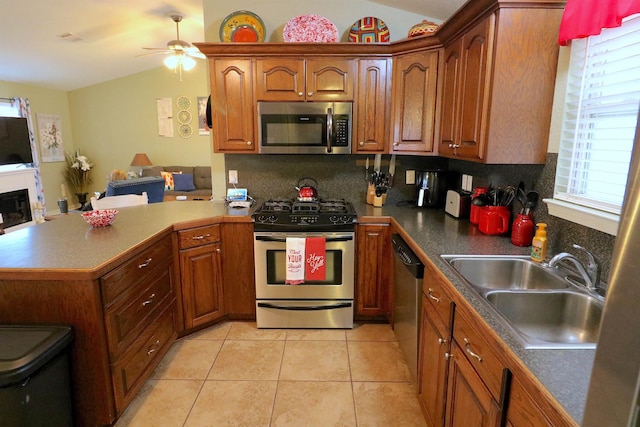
[253,198,358,231]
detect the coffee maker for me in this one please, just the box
[415,170,454,208]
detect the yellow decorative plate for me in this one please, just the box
[179,125,193,138]
[220,10,266,42]
[177,96,191,110]
[178,110,192,124]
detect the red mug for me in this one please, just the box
[478,206,511,235]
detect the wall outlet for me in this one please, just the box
[228,170,238,184]
[406,170,416,185]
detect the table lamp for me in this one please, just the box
[130,153,153,177]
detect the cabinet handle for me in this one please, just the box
[192,233,211,240]
[147,339,160,355]
[138,258,152,269]
[307,92,313,96]
[246,141,252,146]
[393,142,399,147]
[142,293,156,307]
[438,338,447,345]
[427,288,441,303]
[359,141,364,146]
[298,92,304,96]
[216,248,221,253]
[445,352,453,360]
[464,338,483,362]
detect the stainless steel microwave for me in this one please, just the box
[257,102,352,154]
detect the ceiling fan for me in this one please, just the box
[139,14,205,78]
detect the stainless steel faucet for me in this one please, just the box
[548,244,602,291]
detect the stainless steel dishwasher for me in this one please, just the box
[392,233,424,382]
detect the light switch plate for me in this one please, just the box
[406,170,416,185]
[228,170,238,184]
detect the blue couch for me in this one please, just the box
[105,176,165,203]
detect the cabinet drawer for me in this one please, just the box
[178,224,221,249]
[101,236,172,305]
[423,262,454,328]
[111,303,176,413]
[105,267,174,359]
[453,308,506,401]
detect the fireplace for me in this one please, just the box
[0,167,37,231]
[0,189,32,229]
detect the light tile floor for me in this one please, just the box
[115,321,427,427]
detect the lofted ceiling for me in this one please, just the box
[1,0,465,92]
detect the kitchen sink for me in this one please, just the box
[485,290,603,349]
[441,255,569,291]
[440,255,603,349]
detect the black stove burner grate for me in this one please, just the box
[253,198,357,231]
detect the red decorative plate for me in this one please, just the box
[283,14,339,43]
[348,17,390,43]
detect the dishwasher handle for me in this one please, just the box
[392,234,424,279]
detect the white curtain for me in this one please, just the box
[12,97,46,213]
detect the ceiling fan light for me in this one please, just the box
[164,54,180,69]
[182,56,196,71]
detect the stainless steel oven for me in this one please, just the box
[254,231,355,328]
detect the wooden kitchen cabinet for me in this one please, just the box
[391,50,439,154]
[256,58,355,102]
[445,341,502,427]
[418,294,451,427]
[438,7,563,163]
[221,222,256,319]
[354,58,390,153]
[177,224,224,330]
[355,223,391,317]
[505,376,554,427]
[210,58,257,153]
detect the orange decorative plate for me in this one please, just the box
[220,10,266,42]
[348,17,390,43]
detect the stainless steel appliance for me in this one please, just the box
[583,111,640,427]
[253,198,357,328]
[257,102,352,154]
[392,234,424,381]
[416,170,449,208]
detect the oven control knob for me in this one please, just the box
[341,215,352,224]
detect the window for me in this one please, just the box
[547,14,640,235]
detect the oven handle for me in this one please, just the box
[255,236,353,243]
[257,302,352,311]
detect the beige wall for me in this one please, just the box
[203,0,435,42]
[0,80,74,211]
[68,65,226,200]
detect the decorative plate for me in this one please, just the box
[179,124,193,138]
[177,110,192,124]
[408,20,440,38]
[348,17,390,43]
[177,96,191,110]
[220,10,266,42]
[283,14,339,43]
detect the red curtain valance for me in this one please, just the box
[558,0,640,46]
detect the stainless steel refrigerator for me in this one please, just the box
[582,110,640,427]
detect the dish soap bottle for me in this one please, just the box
[531,223,548,262]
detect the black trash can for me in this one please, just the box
[0,325,73,427]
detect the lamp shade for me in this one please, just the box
[130,153,153,167]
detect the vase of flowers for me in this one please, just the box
[63,152,93,209]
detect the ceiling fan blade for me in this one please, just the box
[135,50,172,58]
[185,48,205,59]
[142,47,170,51]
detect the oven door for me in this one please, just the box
[254,231,355,300]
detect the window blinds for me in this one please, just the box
[555,14,640,214]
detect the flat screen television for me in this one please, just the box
[0,117,34,166]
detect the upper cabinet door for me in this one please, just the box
[255,59,305,101]
[391,50,439,154]
[211,59,257,153]
[305,59,355,101]
[256,58,355,101]
[354,58,390,153]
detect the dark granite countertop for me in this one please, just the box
[353,201,593,425]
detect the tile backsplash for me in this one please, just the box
[225,153,616,282]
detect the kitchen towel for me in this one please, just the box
[305,236,326,281]
[285,237,305,285]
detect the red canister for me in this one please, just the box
[511,213,535,246]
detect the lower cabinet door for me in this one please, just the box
[445,342,501,427]
[180,242,224,329]
[418,296,450,427]
[505,376,553,427]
